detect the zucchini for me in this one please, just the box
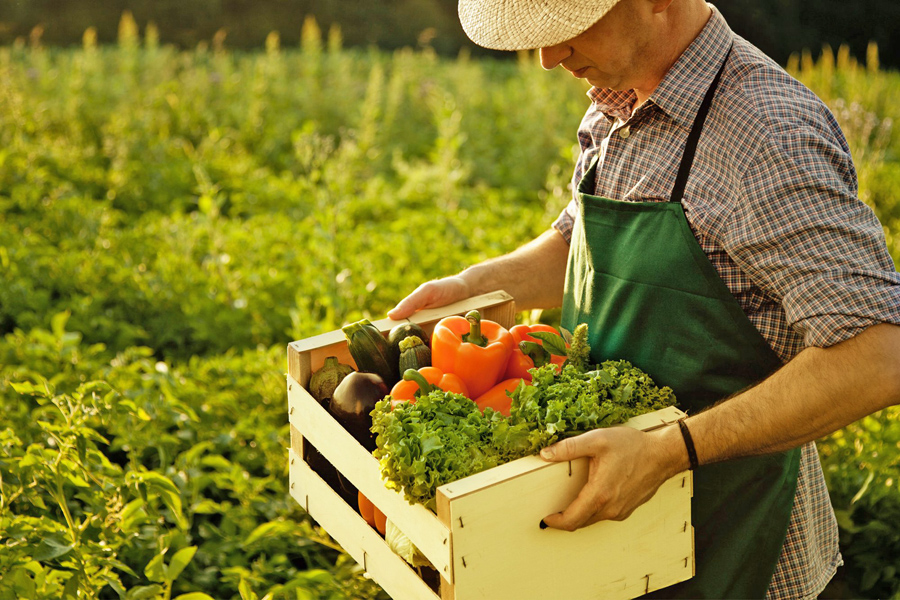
[342,319,399,386]
[398,335,432,372]
[388,322,430,361]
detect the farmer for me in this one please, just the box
[387,0,900,597]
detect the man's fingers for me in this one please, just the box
[387,284,437,320]
[387,278,469,320]
[542,480,607,531]
[387,294,421,320]
[540,434,587,462]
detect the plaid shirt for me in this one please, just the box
[553,6,900,598]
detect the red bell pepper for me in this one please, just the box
[504,324,568,381]
[389,367,469,408]
[431,310,515,399]
[474,378,524,416]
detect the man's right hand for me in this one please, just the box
[387,276,472,320]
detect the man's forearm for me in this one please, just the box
[656,323,900,476]
[457,228,570,311]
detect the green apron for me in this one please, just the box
[560,51,801,599]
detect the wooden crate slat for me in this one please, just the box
[287,290,515,382]
[446,467,694,600]
[288,376,452,576]
[437,407,687,502]
[620,405,687,432]
[289,449,441,600]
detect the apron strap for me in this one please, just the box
[669,45,733,204]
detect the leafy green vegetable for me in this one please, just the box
[566,323,591,372]
[371,358,676,510]
[371,391,508,511]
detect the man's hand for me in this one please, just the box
[387,228,570,321]
[540,425,688,530]
[387,276,472,320]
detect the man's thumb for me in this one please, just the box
[540,440,568,461]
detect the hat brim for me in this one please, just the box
[458,0,623,51]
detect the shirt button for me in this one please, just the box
[619,126,631,139]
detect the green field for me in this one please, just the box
[1,18,899,600]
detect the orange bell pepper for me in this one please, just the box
[374,505,387,536]
[504,324,568,381]
[474,378,524,416]
[431,310,515,399]
[389,367,469,408]
[357,491,387,535]
[358,490,376,528]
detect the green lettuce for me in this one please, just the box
[371,360,676,510]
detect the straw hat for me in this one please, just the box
[458,0,624,51]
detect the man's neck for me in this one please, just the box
[633,1,713,106]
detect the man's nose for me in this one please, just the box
[539,44,573,70]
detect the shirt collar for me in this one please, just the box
[587,5,734,129]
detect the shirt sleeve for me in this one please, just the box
[552,200,578,244]
[725,124,900,349]
[552,103,610,244]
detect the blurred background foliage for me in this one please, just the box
[0,6,898,600]
[1,0,900,69]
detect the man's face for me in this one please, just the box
[539,0,656,92]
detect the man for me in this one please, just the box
[388,0,900,597]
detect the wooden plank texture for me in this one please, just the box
[289,448,440,600]
[446,467,693,600]
[288,376,452,576]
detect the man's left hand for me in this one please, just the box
[539,425,686,530]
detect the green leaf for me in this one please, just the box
[120,498,147,532]
[51,311,71,338]
[127,585,164,600]
[63,573,80,598]
[10,381,37,395]
[199,455,232,470]
[190,499,221,514]
[137,472,187,529]
[243,520,294,546]
[10,566,36,598]
[107,558,138,578]
[144,553,166,583]
[528,331,568,356]
[100,574,127,600]
[238,578,259,600]
[33,536,75,561]
[165,546,197,583]
[173,594,216,600]
[64,471,91,488]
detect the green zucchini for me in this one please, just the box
[398,335,431,372]
[342,319,399,386]
[388,322,430,361]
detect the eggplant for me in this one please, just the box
[302,438,358,507]
[329,371,389,499]
[329,371,388,452]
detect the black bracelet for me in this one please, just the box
[677,419,700,470]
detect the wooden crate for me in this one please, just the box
[287,290,694,600]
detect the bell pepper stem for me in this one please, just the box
[461,310,487,347]
[519,341,550,368]
[402,369,437,396]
